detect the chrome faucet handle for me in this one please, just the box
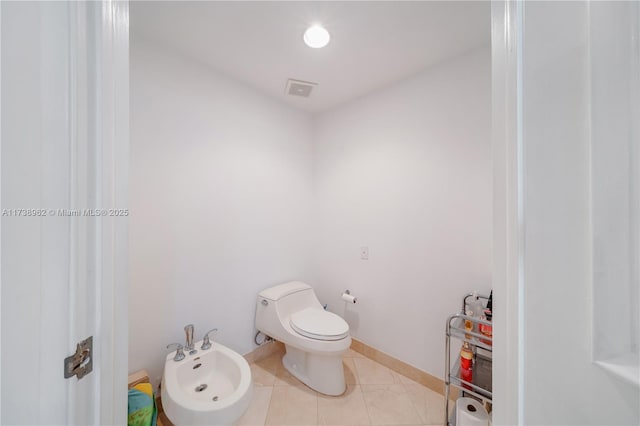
[201,328,218,350]
[184,324,195,351]
[166,343,185,361]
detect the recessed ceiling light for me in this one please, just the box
[303,25,330,49]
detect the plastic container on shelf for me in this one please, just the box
[460,341,473,369]
[479,310,493,345]
[468,292,484,332]
[464,310,474,339]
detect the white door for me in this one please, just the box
[0,1,129,424]
[492,1,640,424]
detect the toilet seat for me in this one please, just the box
[290,308,349,341]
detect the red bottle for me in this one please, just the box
[479,310,493,345]
[460,365,473,389]
[460,342,473,369]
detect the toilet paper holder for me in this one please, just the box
[341,289,357,304]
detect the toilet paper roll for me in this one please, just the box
[456,397,489,426]
[341,292,357,304]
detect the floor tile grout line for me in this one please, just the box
[264,385,275,426]
[362,385,375,426]
[252,352,440,426]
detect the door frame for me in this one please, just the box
[491,1,524,425]
[92,1,129,423]
[0,2,3,420]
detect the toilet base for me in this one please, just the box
[282,344,346,396]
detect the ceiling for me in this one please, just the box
[131,1,490,113]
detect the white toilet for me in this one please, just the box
[255,281,351,396]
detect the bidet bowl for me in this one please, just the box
[161,340,252,426]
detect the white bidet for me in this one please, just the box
[161,340,252,425]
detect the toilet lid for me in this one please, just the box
[290,308,350,341]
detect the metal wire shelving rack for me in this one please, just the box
[444,294,492,426]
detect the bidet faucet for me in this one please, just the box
[201,328,218,350]
[184,324,195,352]
[166,343,185,362]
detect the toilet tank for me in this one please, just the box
[255,281,322,335]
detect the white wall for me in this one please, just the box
[515,2,639,424]
[130,38,492,386]
[129,37,315,386]
[312,47,492,378]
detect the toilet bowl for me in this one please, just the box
[255,281,351,396]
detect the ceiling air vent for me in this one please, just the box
[285,79,317,98]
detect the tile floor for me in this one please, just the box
[239,348,446,426]
[160,348,448,426]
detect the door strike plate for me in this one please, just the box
[64,336,93,380]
